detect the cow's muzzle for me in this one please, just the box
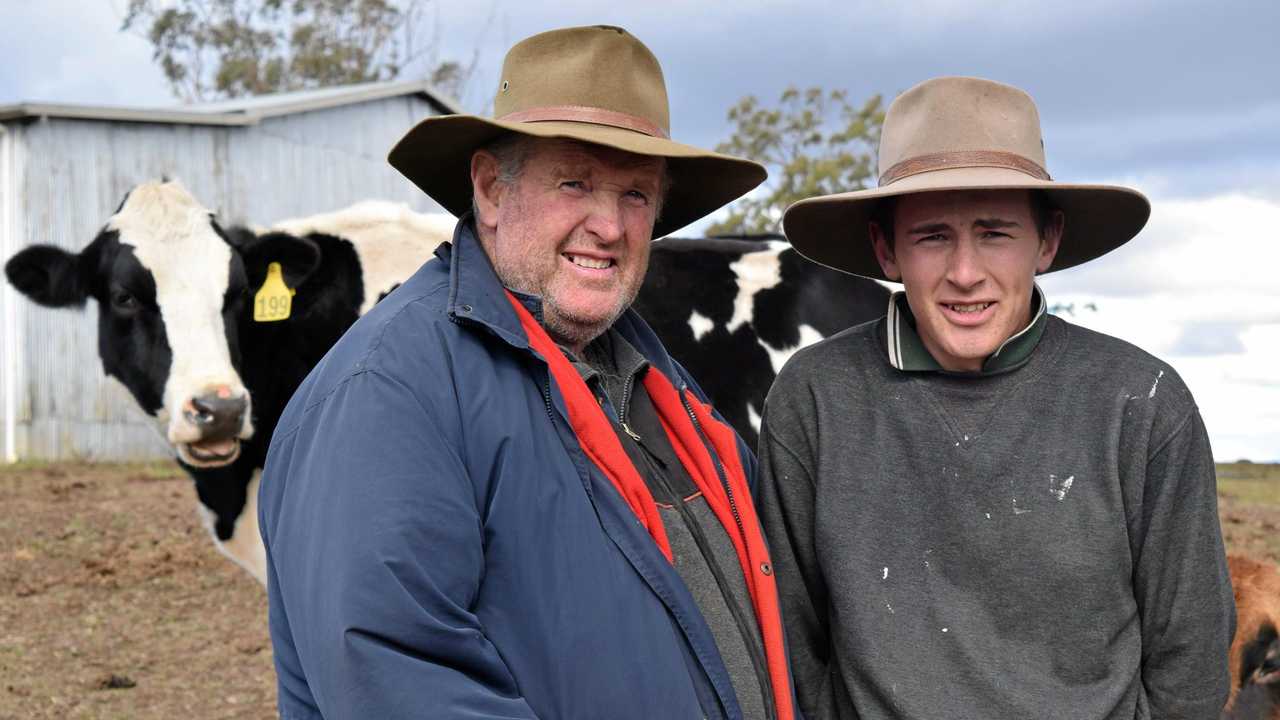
[185,390,247,439]
[177,387,250,466]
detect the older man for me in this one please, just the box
[760,77,1234,719]
[258,26,797,720]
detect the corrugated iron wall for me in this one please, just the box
[2,94,447,461]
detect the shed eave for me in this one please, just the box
[0,103,253,126]
[0,79,463,127]
[246,79,465,119]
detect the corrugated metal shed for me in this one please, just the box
[0,80,459,462]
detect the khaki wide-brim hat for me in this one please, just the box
[783,76,1151,280]
[388,25,766,238]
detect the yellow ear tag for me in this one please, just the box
[253,262,295,322]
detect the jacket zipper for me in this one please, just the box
[680,386,747,544]
[618,359,644,442]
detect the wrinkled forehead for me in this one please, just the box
[107,184,234,291]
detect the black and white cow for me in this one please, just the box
[4,180,454,582]
[635,235,889,448]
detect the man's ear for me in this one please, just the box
[1036,209,1065,274]
[4,244,91,308]
[470,150,504,232]
[869,221,902,282]
[239,232,322,291]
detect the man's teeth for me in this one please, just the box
[567,254,611,269]
[948,302,991,313]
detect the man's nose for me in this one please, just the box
[946,239,985,289]
[583,197,625,243]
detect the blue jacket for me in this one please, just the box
[259,220,773,719]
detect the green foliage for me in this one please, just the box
[121,0,468,103]
[709,87,884,236]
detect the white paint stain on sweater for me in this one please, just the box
[1050,474,1076,501]
[1149,370,1165,398]
[882,567,889,580]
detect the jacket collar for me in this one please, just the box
[442,215,686,384]
[884,283,1048,376]
[440,214,531,351]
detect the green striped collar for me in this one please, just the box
[885,284,1048,375]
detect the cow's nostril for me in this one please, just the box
[189,396,217,425]
[186,392,248,437]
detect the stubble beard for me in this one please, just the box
[542,278,639,352]
[491,242,642,353]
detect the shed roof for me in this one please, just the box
[0,78,463,126]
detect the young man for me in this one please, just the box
[761,76,1234,719]
[258,26,797,720]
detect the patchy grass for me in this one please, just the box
[1218,462,1280,563]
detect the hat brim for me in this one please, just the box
[388,115,766,238]
[782,166,1151,280]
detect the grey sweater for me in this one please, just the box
[758,314,1234,720]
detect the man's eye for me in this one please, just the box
[625,190,650,204]
[560,181,585,191]
[917,234,945,244]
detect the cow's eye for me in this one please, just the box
[111,290,139,314]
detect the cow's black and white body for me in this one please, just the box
[7,188,887,585]
[636,236,889,448]
[4,180,454,582]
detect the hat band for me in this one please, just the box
[498,105,670,140]
[879,150,1050,186]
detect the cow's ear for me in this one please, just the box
[4,245,90,308]
[213,219,255,250]
[239,232,322,290]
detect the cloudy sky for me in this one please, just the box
[3,1,1278,460]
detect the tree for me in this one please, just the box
[708,87,884,237]
[121,0,473,103]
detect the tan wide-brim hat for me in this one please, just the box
[783,76,1151,280]
[388,25,766,238]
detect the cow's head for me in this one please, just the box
[4,179,319,468]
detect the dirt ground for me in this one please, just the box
[2,460,1278,719]
[0,463,273,720]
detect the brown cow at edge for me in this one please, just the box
[1224,555,1280,719]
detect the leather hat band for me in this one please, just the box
[498,105,670,139]
[879,150,1051,186]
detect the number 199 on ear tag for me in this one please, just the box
[254,262,295,322]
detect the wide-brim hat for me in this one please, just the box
[388,25,765,238]
[783,76,1151,280]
